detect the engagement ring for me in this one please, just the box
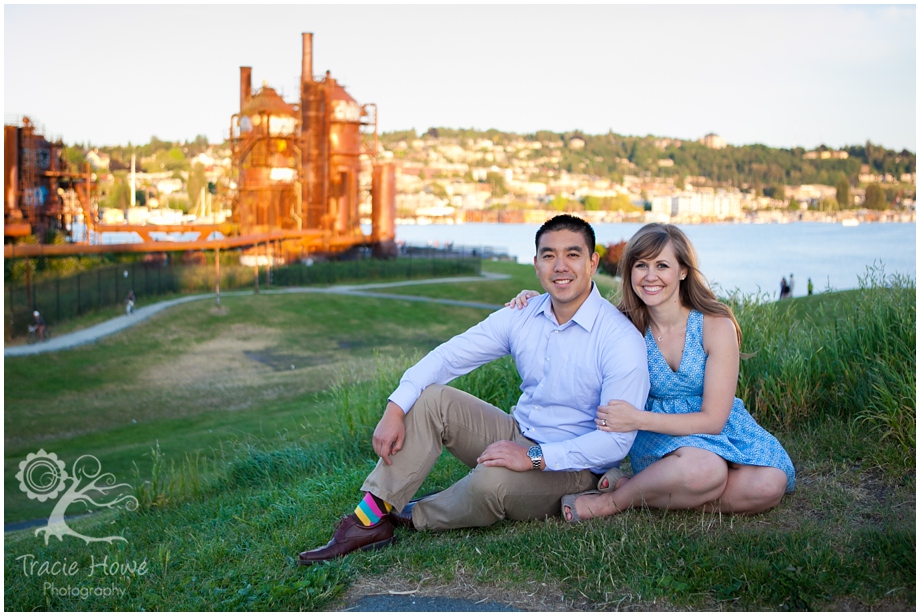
[602,420,607,426]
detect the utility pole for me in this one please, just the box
[130,151,136,219]
[215,246,221,306]
[266,242,272,291]
[253,246,259,295]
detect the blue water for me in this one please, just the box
[393,222,917,298]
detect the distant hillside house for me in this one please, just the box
[190,152,215,168]
[85,149,111,170]
[803,150,849,160]
[568,136,586,150]
[698,133,727,150]
[156,178,183,195]
[653,138,682,149]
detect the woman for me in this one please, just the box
[508,223,794,522]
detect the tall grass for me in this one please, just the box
[733,264,915,466]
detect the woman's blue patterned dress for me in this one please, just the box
[628,310,795,492]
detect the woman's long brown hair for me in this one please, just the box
[617,223,743,347]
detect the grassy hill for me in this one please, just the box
[3,261,914,610]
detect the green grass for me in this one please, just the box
[3,261,915,610]
[379,260,620,306]
[4,289,498,523]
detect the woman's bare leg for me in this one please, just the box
[564,447,728,521]
[698,464,787,514]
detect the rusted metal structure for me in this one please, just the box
[4,117,94,240]
[5,32,397,260]
[230,32,397,259]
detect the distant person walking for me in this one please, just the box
[125,290,136,315]
[780,277,789,299]
[787,273,795,297]
[31,310,46,342]
[807,278,813,296]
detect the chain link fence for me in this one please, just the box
[5,247,482,342]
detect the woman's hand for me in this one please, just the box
[505,289,540,310]
[596,400,645,432]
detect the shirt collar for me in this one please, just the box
[540,282,603,331]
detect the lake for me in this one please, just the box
[392,221,917,298]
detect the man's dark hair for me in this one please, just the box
[534,214,596,253]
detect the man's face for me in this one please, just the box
[533,229,599,318]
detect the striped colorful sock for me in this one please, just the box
[354,492,393,527]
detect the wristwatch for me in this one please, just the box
[527,445,543,471]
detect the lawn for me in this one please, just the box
[3,261,915,610]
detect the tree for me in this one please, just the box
[548,195,580,212]
[583,195,603,211]
[429,182,448,199]
[599,240,628,276]
[835,174,851,209]
[102,178,131,211]
[64,146,86,169]
[864,183,887,210]
[185,134,209,156]
[763,185,785,201]
[484,171,507,197]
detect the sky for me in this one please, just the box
[4,4,917,152]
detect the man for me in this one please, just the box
[125,289,136,315]
[298,214,649,565]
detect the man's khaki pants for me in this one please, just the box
[361,384,599,531]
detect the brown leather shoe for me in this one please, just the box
[389,500,417,530]
[297,514,394,565]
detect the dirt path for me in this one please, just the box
[4,273,508,357]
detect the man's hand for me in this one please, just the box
[476,441,538,472]
[373,402,406,465]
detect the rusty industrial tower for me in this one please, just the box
[231,32,397,259]
[4,32,397,260]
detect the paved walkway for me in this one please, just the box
[4,273,509,357]
[343,595,519,612]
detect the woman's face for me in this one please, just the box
[630,241,687,308]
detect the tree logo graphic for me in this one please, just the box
[16,449,138,544]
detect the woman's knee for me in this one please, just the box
[673,449,728,494]
[753,469,788,509]
[726,467,787,513]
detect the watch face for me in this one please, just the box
[528,445,542,468]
